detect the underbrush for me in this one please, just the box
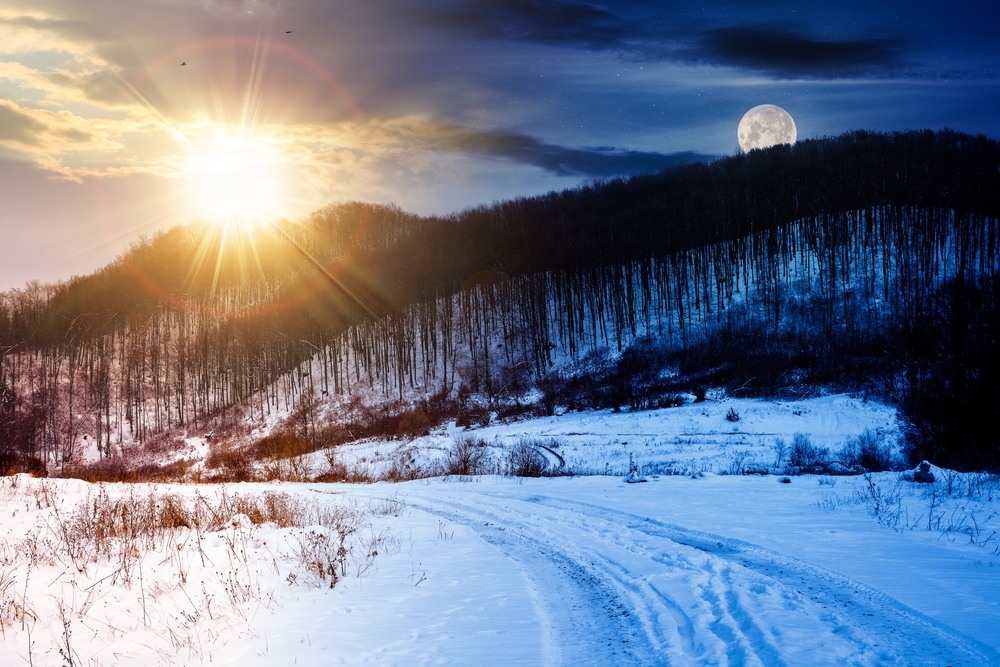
[0,476,397,662]
[64,457,195,483]
[818,470,1000,551]
[445,436,492,476]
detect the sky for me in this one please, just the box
[0,0,998,290]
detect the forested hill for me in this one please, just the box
[1,129,999,473]
[4,129,998,339]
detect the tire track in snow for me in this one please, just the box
[518,493,1000,667]
[408,499,652,667]
[412,494,769,666]
[410,489,999,667]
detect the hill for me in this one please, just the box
[1,129,998,476]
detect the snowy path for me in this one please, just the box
[404,485,999,667]
[3,470,997,665]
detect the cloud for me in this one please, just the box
[424,124,714,177]
[413,0,631,51]
[0,15,113,45]
[281,117,714,179]
[695,27,906,78]
[0,97,168,181]
[0,103,47,144]
[410,1,912,78]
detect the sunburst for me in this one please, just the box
[184,131,283,230]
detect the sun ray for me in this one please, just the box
[210,224,229,300]
[184,224,220,288]
[245,228,268,286]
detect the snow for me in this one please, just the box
[2,396,999,666]
[324,393,901,478]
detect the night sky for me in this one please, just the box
[1,0,997,289]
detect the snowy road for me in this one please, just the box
[403,484,999,667]
[3,471,997,666]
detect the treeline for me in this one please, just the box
[1,129,999,472]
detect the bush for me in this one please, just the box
[505,439,547,477]
[395,408,432,438]
[420,387,462,425]
[254,430,314,460]
[789,433,829,470]
[496,402,542,422]
[384,448,432,482]
[63,458,189,483]
[725,407,740,422]
[456,405,491,429]
[841,429,893,472]
[658,394,686,408]
[445,437,491,476]
[315,448,373,483]
[0,453,47,477]
[773,437,788,469]
[536,372,566,416]
[205,443,255,481]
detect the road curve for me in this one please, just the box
[407,488,1000,667]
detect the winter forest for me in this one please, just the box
[1,129,997,477]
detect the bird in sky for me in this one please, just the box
[180,61,186,66]
[285,31,292,34]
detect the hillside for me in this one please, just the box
[1,129,999,476]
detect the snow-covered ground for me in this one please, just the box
[2,396,999,666]
[2,474,997,666]
[324,394,901,479]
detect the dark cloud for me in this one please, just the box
[54,128,92,143]
[0,105,47,145]
[77,71,133,106]
[435,126,714,177]
[410,1,912,78]
[412,0,632,51]
[695,27,906,78]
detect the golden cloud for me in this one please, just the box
[0,14,564,213]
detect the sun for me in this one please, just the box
[185,133,284,228]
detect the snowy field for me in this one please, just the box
[323,394,901,479]
[2,396,999,666]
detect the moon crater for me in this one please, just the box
[738,104,796,152]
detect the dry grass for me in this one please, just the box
[445,437,492,476]
[0,474,392,659]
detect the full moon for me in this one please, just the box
[737,104,797,152]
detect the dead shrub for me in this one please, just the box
[505,439,547,477]
[290,528,352,588]
[0,453,47,477]
[315,423,353,448]
[395,408,431,438]
[383,448,434,482]
[141,431,188,456]
[789,433,829,471]
[254,430,314,460]
[205,443,255,481]
[261,455,314,482]
[315,448,374,483]
[421,388,462,425]
[62,458,191,483]
[445,437,491,475]
[456,405,491,429]
[496,402,542,422]
[840,429,893,472]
